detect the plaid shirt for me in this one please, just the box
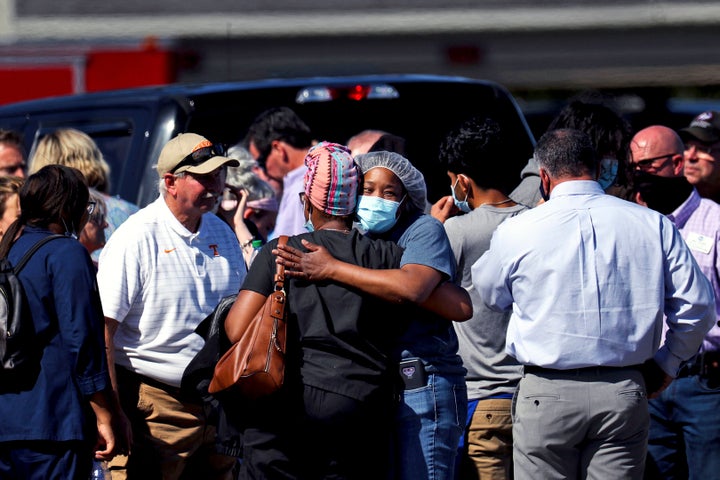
[668,189,720,353]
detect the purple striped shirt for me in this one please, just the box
[669,189,720,353]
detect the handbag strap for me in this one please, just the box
[273,235,288,291]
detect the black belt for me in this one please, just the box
[524,364,642,376]
[677,351,720,378]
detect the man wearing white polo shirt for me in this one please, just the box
[97,133,245,479]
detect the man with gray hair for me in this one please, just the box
[472,128,715,479]
[219,144,279,268]
[97,133,245,479]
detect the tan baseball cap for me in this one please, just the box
[157,133,239,175]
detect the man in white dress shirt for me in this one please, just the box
[472,128,715,480]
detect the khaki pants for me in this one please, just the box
[109,369,237,480]
[458,398,513,480]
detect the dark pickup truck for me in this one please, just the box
[0,74,535,207]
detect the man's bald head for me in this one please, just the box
[347,130,388,157]
[630,125,684,177]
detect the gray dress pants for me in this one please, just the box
[512,367,649,480]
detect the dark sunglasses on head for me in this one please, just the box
[170,144,227,174]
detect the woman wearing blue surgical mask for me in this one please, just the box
[276,150,469,480]
[355,175,405,233]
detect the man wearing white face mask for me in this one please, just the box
[431,116,529,479]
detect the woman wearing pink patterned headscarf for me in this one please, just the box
[223,142,405,479]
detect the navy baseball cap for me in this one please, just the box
[679,111,720,144]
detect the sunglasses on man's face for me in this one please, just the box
[633,153,675,169]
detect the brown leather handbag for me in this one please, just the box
[208,236,288,398]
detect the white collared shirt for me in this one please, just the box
[472,180,715,376]
[270,165,307,238]
[98,196,245,387]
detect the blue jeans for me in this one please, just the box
[646,374,720,480]
[397,373,467,480]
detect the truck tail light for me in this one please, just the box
[295,84,399,104]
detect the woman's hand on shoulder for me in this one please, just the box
[274,239,335,281]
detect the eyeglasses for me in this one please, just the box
[170,144,227,174]
[86,201,105,225]
[684,143,720,158]
[633,153,676,170]
[90,212,106,226]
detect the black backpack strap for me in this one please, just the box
[12,234,66,274]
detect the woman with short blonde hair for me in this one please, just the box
[29,128,138,261]
[30,128,111,192]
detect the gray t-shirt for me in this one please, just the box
[510,157,542,208]
[444,203,529,400]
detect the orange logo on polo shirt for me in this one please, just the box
[164,248,177,254]
[209,244,219,256]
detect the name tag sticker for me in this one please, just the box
[686,232,713,255]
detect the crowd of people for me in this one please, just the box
[0,93,718,480]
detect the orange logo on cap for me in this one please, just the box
[193,140,213,152]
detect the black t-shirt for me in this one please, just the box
[242,229,405,401]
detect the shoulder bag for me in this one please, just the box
[208,235,288,399]
[0,234,65,378]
